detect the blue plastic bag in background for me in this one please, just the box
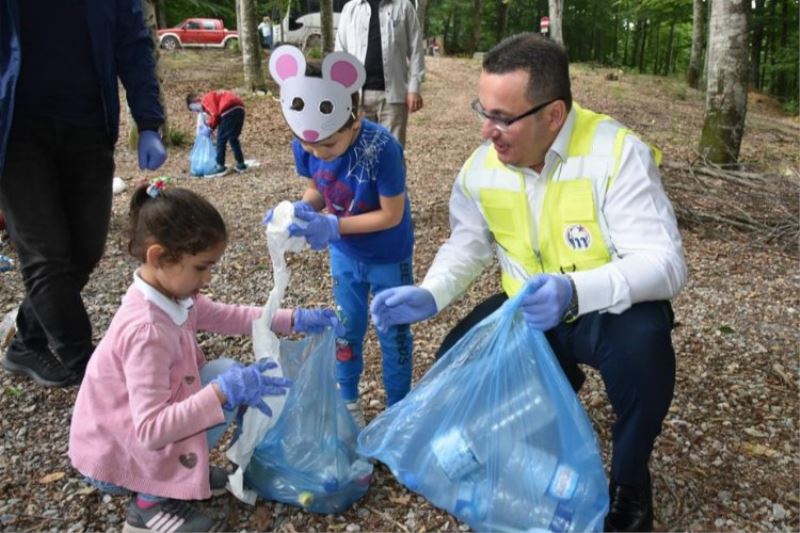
[357,292,609,532]
[189,114,216,177]
[244,328,373,513]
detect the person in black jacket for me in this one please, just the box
[0,0,167,388]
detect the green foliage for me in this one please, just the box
[166,128,191,147]
[162,0,237,28]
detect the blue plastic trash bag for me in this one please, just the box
[245,328,373,513]
[357,292,609,532]
[189,115,216,177]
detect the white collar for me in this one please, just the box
[133,270,194,326]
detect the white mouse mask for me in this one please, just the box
[268,46,366,143]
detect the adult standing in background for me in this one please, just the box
[0,0,166,388]
[258,16,273,49]
[335,0,425,147]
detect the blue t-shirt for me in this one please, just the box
[292,120,413,264]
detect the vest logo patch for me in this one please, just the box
[564,224,592,250]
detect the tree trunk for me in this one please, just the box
[687,0,704,88]
[468,0,482,55]
[238,0,267,92]
[652,22,661,75]
[750,0,765,88]
[548,0,564,46]
[637,19,648,73]
[321,0,334,53]
[155,0,167,29]
[131,0,169,148]
[417,0,429,39]
[663,19,675,76]
[699,0,750,165]
[774,0,789,96]
[496,0,509,42]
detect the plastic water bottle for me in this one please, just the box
[0,307,18,351]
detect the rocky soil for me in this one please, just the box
[0,50,797,532]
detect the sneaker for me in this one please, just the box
[123,497,215,533]
[233,162,247,173]
[1,337,75,387]
[205,164,228,178]
[345,399,366,430]
[209,466,228,496]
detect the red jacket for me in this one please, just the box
[201,90,244,129]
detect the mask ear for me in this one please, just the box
[268,45,306,86]
[321,52,366,93]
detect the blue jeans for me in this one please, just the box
[84,357,239,497]
[216,107,245,167]
[330,247,414,406]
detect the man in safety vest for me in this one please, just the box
[370,33,686,532]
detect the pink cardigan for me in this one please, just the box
[69,283,292,500]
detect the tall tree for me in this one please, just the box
[699,0,749,164]
[750,0,765,88]
[417,0,430,39]
[321,0,334,53]
[468,0,482,55]
[548,0,564,46]
[155,0,167,28]
[238,0,267,92]
[686,0,704,88]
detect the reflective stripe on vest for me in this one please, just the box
[463,104,648,297]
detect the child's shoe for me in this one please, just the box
[123,497,215,532]
[233,162,248,173]
[345,399,366,430]
[205,164,228,178]
[209,466,228,496]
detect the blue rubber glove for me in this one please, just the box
[288,210,340,250]
[197,122,212,137]
[370,286,437,332]
[212,359,292,416]
[520,274,573,331]
[294,308,345,336]
[137,130,167,170]
[262,200,316,225]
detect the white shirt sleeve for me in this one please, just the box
[420,168,496,312]
[404,0,425,94]
[571,136,688,314]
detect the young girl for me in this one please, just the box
[266,47,415,429]
[69,181,340,532]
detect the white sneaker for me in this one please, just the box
[345,400,366,430]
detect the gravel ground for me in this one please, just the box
[0,51,798,532]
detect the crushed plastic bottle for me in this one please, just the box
[0,254,13,273]
[0,307,19,351]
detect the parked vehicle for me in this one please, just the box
[273,0,347,50]
[157,18,239,50]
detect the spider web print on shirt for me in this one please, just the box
[346,127,390,184]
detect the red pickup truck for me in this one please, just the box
[158,18,239,50]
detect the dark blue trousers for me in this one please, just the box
[437,293,676,487]
[216,107,245,167]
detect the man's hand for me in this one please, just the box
[519,274,573,331]
[137,130,167,170]
[407,92,423,113]
[370,286,436,332]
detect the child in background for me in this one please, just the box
[265,46,415,429]
[187,90,247,177]
[69,181,340,532]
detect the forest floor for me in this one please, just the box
[0,50,798,532]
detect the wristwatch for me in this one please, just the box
[562,275,579,323]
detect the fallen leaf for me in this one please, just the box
[38,472,65,484]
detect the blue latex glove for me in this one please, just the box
[212,359,292,416]
[137,130,167,170]
[370,286,437,332]
[262,200,316,225]
[197,122,212,137]
[288,210,340,250]
[294,308,345,336]
[520,274,573,331]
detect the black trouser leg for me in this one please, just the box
[216,108,245,166]
[0,116,113,374]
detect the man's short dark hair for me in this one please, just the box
[482,33,572,112]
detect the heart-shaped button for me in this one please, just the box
[179,453,198,469]
[184,375,195,385]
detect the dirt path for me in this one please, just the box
[0,51,797,532]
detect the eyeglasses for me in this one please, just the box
[470,97,561,131]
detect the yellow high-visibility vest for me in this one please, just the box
[460,103,661,297]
